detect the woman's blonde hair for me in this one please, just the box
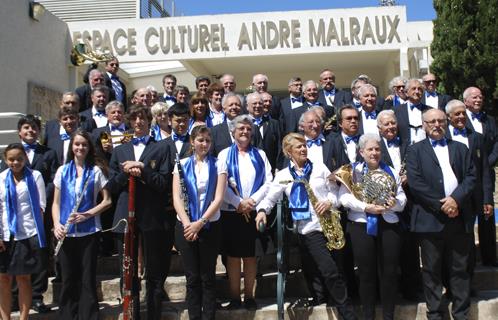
[282,132,306,158]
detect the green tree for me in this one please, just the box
[431,0,498,108]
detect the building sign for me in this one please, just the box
[68,6,406,62]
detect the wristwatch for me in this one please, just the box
[200,217,208,225]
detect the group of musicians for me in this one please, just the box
[0,67,496,320]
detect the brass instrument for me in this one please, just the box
[70,42,114,66]
[99,131,133,146]
[334,164,397,206]
[280,179,345,250]
[323,113,337,130]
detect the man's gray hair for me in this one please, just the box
[298,109,323,126]
[358,133,381,150]
[377,109,396,127]
[303,80,318,92]
[445,99,466,115]
[404,78,422,92]
[288,77,302,86]
[105,100,124,113]
[246,92,262,105]
[358,83,377,97]
[89,69,103,80]
[388,76,407,91]
[222,92,242,107]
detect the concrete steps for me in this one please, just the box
[11,291,498,320]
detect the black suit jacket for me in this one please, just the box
[466,112,498,167]
[394,103,431,146]
[210,122,232,157]
[406,139,476,233]
[317,88,348,110]
[91,124,129,163]
[252,118,284,171]
[79,109,100,132]
[279,95,302,135]
[328,132,363,171]
[75,84,116,112]
[421,93,451,111]
[286,101,335,135]
[107,139,171,232]
[445,129,493,213]
[104,73,127,110]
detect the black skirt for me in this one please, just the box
[221,210,257,258]
[0,236,45,275]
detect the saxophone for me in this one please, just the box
[281,178,345,250]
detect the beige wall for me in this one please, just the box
[0,0,72,115]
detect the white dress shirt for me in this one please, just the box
[92,106,108,128]
[53,166,108,237]
[305,134,325,166]
[339,162,406,224]
[59,126,71,164]
[361,110,380,136]
[431,141,459,197]
[209,107,225,126]
[341,132,358,163]
[407,102,426,144]
[0,169,46,241]
[466,109,483,134]
[382,137,402,173]
[424,92,439,109]
[257,162,339,235]
[133,135,149,161]
[290,95,304,109]
[218,147,273,211]
[449,125,469,148]
[174,157,227,222]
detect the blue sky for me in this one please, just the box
[174,0,436,21]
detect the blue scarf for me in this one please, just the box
[188,116,213,133]
[5,168,46,247]
[151,124,163,141]
[181,155,217,228]
[354,161,395,236]
[226,144,265,198]
[288,160,313,221]
[59,161,96,234]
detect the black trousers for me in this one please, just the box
[418,219,472,320]
[58,232,99,320]
[175,221,221,320]
[348,220,401,320]
[478,213,497,265]
[116,226,174,320]
[298,231,357,320]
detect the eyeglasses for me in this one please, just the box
[393,85,405,89]
[343,116,359,121]
[424,119,446,125]
[109,63,119,67]
[424,80,436,84]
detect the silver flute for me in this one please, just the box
[54,178,91,256]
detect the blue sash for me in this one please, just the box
[5,168,46,247]
[151,124,163,141]
[288,160,313,221]
[59,161,96,234]
[181,155,217,228]
[354,161,395,236]
[226,144,265,198]
[188,116,214,133]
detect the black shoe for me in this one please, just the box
[244,298,257,311]
[32,301,51,313]
[224,299,242,310]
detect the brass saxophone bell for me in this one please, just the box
[70,42,114,66]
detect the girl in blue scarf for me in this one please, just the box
[51,130,111,320]
[173,125,226,320]
[0,143,46,320]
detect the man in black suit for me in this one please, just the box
[357,84,384,136]
[445,99,494,276]
[44,92,81,144]
[158,74,177,106]
[421,73,451,110]
[79,85,111,132]
[45,106,80,165]
[247,73,281,120]
[2,115,58,313]
[329,105,363,171]
[107,105,172,319]
[279,77,303,135]
[75,69,115,112]
[406,108,476,320]
[383,76,408,109]
[211,93,242,157]
[317,69,347,110]
[246,92,283,172]
[104,57,127,110]
[394,79,431,147]
[463,86,498,267]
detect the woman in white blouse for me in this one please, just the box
[338,133,406,320]
[0,143,46,320]
[218,115,273,310]
[52,129,111,320]
[255,133,356,320]
[172,125,227,320]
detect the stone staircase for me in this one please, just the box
[8,235,498,319]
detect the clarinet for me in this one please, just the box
[122,175,137,320]
[54,178,90,256]
[176,154,190,219]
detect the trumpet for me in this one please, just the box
[100,131,133,146]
